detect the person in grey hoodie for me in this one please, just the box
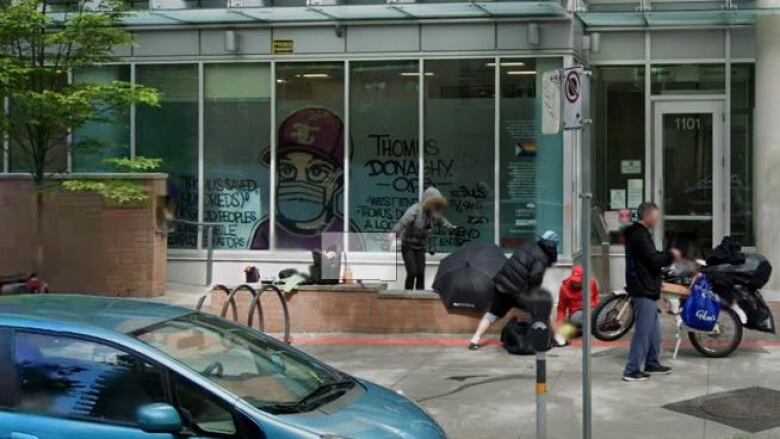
[390,187,459,290]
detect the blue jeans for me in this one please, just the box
[624,297,663,375]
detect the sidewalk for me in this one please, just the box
[158,283,780,438]
[298,336,780,439]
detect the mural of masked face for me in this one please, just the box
[277,151,342,230]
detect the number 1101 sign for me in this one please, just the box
[674,116,702,131]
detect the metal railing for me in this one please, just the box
[167,219,219,285]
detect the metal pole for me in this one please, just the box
[206,225,214,285]
[580,70,593,439]
[536,351,547,439]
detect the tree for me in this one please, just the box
[0,0,159,182]
[0,0,160,271]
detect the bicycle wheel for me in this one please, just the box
[592,292,636,342]
[688,308,743,358]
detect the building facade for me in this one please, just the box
[4,0,776,290]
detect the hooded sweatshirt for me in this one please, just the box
[391,187,456,250]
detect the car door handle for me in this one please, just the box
[10,433,38,439]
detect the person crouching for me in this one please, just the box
[468,231,559,350]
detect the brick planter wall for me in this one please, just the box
[208,286,513,334]
[0,174,168,297]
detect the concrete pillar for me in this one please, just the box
[754,0,780,290]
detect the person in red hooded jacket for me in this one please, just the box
[556,265,600,329]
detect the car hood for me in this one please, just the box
[283,380,447,439]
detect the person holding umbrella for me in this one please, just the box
[390,186,459,290]
[468,230,560,351]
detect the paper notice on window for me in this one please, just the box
[610,189,626,209]
[621,160,642,174]
[627,179,644,209]
[541,70,561,135]
[604,210,621,231]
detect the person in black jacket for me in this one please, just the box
[468,230,559,350]
[622,202,681,382]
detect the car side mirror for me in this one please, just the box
[137,403,184,434]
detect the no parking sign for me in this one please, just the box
[541,66,589,134]
[562,66,584,129]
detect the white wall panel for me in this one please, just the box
[651,30,725,60]
[200,29,272,55]
[134,30,199,56]
[346,25,420,52]
[421,23,495,51]
[272,27,346,54]
[590,31,645,63]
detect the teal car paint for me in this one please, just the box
[0,295,447,439]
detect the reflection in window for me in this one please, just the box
[593,66,646,244]
[174,378,237,436]
[499,58,564,250]
[349,60,419,251]
[204,63,271,250]
[731,64,754,246]
[12,332,165,424]
[651,64,725,95]
[424,59,495,252]
[270,62,347,250]
[136,64,199,249]
[72,65,131,172]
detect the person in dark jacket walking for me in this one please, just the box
[622,202,681,382]
[468,230,559,350]
[390,187,458,290]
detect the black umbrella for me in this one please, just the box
[432,242,508,311]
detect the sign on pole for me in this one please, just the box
[541,70,561,135]
[562,66,584,130]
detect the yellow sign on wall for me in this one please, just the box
[272,39,294,54]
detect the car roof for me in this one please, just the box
[0,294,193,334]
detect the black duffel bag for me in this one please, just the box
[501,319,536,355]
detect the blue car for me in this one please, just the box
[0,295,447,439]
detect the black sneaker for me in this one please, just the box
[645,365,672,375]
[468,343,481,351]
[622,371,650,382]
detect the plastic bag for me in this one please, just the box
[682,276,721,331]
[501,320,536,355]
[734,285,776,334]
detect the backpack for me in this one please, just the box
[682,276,720,332]
[500,320,536,355]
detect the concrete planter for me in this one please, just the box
[0,173,168,297]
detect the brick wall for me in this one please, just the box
[0,175,168,297]
[208,288,513,334]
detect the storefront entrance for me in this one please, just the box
[653,99,725,258]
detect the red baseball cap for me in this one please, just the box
[570,265,584,284]
[261,107,344,166]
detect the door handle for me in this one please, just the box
[10,433,38,439]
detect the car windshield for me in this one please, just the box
[134,313,350,413]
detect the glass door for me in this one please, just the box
[653,100,724,259]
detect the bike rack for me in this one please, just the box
[248,284,292,344]
[196,284,238,322]
[195,283,291,345]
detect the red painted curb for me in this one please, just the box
[290,336,780,350]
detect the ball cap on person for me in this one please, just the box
[261,107,344,166]
[569,265,584,284]
[539,230,560,248]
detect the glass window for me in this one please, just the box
[424,59,495,252]
[349,60,420,251]
[593,66,646,244]
[499,58,564,250]
[273,62,345,250]
[136,64,199,249]
[11,332,165,424]
[8,73,69,174]
[730,64,755,246]
[204,63,272,250]
[651,64,725,94]
[72,65,132,172]
[174,377,237,437]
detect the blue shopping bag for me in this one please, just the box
[682,276,720,331]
